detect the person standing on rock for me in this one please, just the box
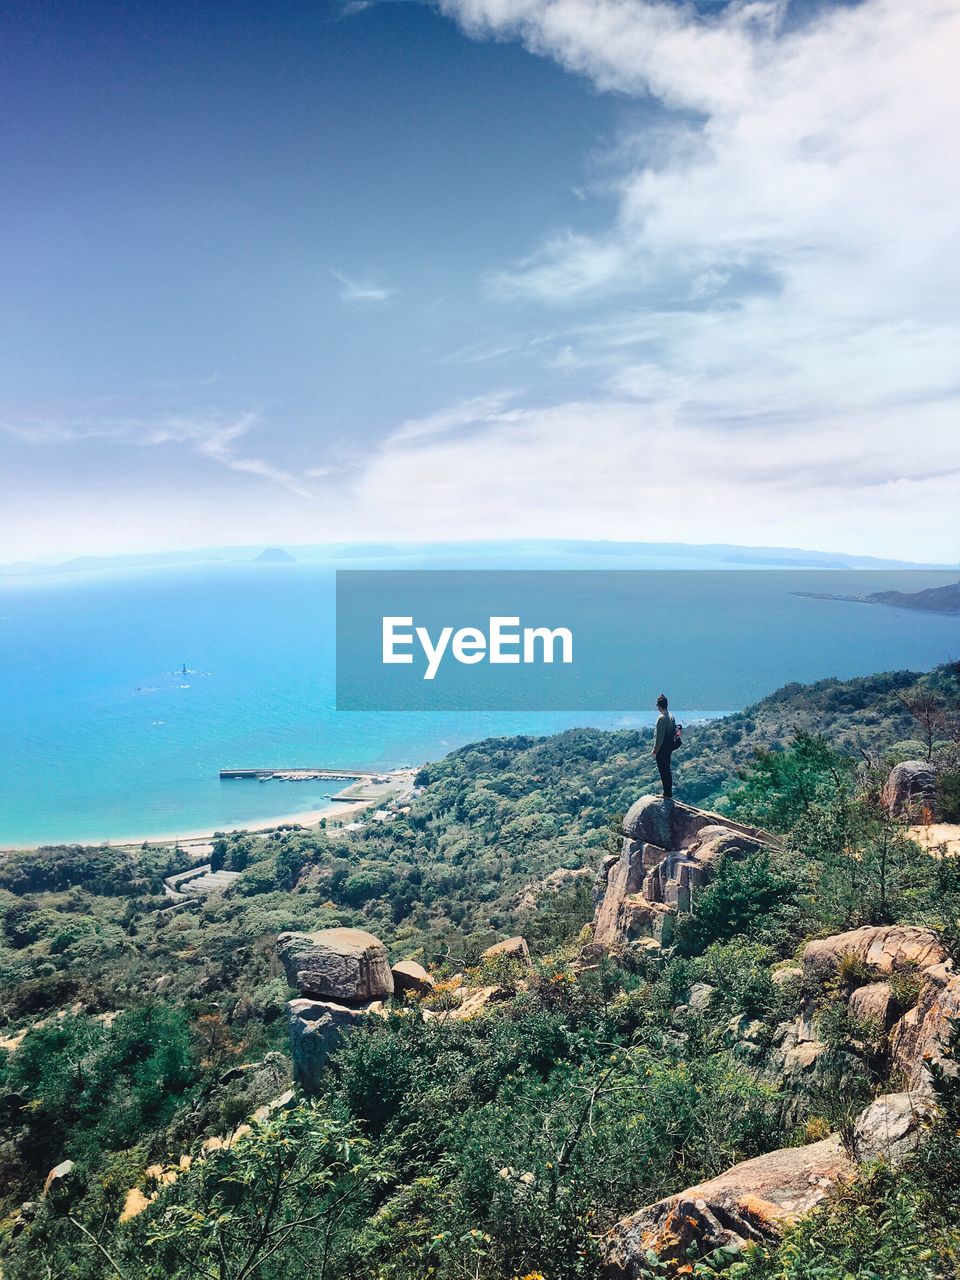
[652,693,677,800]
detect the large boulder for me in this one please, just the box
[276,928,393,1002]
[593,799,771,948]
[622,797,768,851]
[391,960,434,997]
[287,998,383,1092]
[604,1136,854,1275]
[802,925,947,988]
[482,936,530,963]
[853,1092,935,1165]
[883,760,938,820]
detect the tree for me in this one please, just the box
[895,686,951,761]
[124,1103,383,1280]
[210,839,229,873]
[720,732,855,834]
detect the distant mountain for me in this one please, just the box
[253,547,296,563]
[866,580,960,614]
[796,579,960,615]
[3,539,956,577]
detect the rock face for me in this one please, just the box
[889,959,960,1090]
[802,924,948,987]
[593,798,772,948]
[604,1089,932,1275]
[287,997,383,1093]
[277,927,394,1002]
[853,1092,934,1165]
[883,760,938,819]
[604,1135,854,1275]
[391,960,434,997]
[482,936,531,963]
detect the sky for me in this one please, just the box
[1,0,958,563]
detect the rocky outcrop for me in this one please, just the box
[725,926,955,1122]
[604,1135,854,1275]
[852,1092,935,1164]
[593,798,772,948]
[391,960,434,997]
[287,997,384,1093]
[802,925,947,987]
[883,760,938,820]
[483,936,531,963]
[604,1086,932,1275]
[782,925,959,1094]
[277,927,394,1002]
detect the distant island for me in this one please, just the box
[253,546,296,563]
[797,579,960,615]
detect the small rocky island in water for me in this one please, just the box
[796,579,960,615]
[253,546,296,563]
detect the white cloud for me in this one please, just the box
[416,0,960,557]
[390,392,518,443]
[3,410,319,501]
[348,391,960,561]
[332,270,396,303]
[4,0,959,563]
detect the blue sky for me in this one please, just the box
[2,0,958,561]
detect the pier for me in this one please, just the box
[220,767,369,781]
[219,765,420,805]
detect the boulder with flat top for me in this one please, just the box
[482,936,530,963]
[391,960,434,997]
[276,927,393,1002]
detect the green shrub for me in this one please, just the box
[938,770,960,823]
[674,854,797,957]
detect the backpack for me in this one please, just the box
[671,722,683,752]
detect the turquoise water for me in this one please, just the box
[1,558,958,845]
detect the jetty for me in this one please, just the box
[219,764,420,805]
[220,768,370,781]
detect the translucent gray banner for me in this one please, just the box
[335,569,960,711]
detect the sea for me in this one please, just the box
[1,549,958,847]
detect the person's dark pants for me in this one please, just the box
[655,746,673,799]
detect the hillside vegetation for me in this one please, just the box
[1,663,959,1279]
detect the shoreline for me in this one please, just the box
[106,797,377,848]
[0,799,368,852]
[1,770,420,853]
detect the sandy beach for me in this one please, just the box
[0,800,370,852]
[2,769,420,852]
[100,797,377,849]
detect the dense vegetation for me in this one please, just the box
[1,663,959,1278]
